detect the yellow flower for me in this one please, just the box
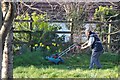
[52,43,56,46]
[35,44,38,47]
[40,43,42,46]
[42,45,44,47]
[46,46,50,50]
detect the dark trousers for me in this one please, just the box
[89,50,103,69]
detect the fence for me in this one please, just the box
[13,18,120,53]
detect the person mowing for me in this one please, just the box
[81,28,103,69]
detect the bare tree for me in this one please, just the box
[0,2,16,79]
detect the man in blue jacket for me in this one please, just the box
[81,29,103,69]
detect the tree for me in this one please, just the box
[0,2,16,79]
[94,6,120,53]
[61,2,88,43]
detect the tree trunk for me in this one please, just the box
[2,29,13,79]
[0,3,3,29]
[0,3,3,79]
[8,28,13,78]
[0,34,3,79]
[1,34,9,78]
[0,2,15,79]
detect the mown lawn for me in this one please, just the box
[13,51,119,78]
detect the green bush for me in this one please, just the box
[14,12,66,54]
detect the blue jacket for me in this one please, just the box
[89,32,103,52]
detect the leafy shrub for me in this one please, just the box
[14,12,66,54]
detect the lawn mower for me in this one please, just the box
[45,43,81,64]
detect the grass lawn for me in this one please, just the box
[13,51,119,78]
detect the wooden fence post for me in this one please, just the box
[29,13,33,52]
[108,20,112,52]
[70,18,74,43]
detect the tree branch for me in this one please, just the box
[0,2,16,42]
[21,2,46,14]
[110,30,120,35]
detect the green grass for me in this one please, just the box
[13,51,119,78]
